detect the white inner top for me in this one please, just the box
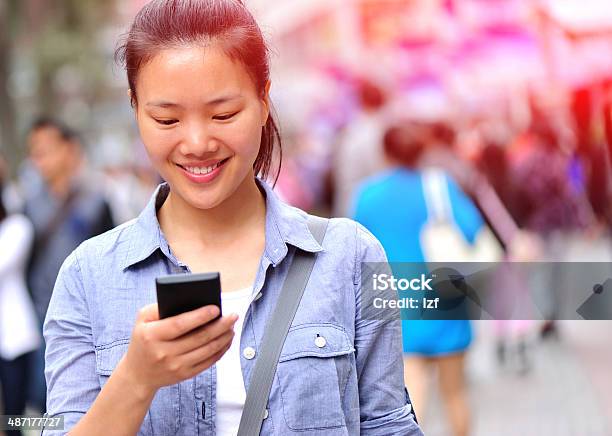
[215,286,252,435]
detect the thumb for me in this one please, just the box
[137,303,160,323]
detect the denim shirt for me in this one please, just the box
[43,180,422,436]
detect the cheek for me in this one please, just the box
[229,114,263,160]
[138,120,177,162]
[49,153,64,170]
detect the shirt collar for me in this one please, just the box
[120,183,172,271]
[121,179,322,270]
[258,178,323,266]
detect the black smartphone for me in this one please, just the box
[155,272,222,320]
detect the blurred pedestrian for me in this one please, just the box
[509,121,595,236]
[333,78,387,217]
[508,116,596,338]
[352,122,496,436]
[0,155,41,436]
[476,139,540,373]
[23,117,115,412]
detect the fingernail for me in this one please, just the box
[207,305,219,317]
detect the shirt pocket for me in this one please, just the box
[94,339,180,436]
[277,323,355,431]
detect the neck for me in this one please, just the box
[49,172,73,198]
[49,159,81,198]
[158,174,266,249]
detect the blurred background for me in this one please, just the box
[1,0,612,435]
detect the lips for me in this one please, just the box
[176,157,230,184]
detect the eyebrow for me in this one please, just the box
[145,94,242,108]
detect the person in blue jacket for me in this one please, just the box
[353,122,484,436]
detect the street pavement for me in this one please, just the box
[423,321,612,436]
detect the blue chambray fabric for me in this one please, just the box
[42,179,422,436]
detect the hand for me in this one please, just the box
[118,304,238,393]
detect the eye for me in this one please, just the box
[213,112,239,121]
[154,118,178,126]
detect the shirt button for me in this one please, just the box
[315,336,327,348]
[243,347,256,360]
[263,409,269,419]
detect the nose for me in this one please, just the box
[179,120,220,157]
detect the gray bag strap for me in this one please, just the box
[237,215,329,436]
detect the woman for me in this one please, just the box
[43,1,422,435]
[0,156,41,436]
[352,123,485,436]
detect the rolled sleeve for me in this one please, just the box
[42,250,99,435]
[353,223,423,435]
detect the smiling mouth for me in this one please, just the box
[176,158,230,175]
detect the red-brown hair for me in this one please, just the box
[115,0,281,182]
[383,123,425,168]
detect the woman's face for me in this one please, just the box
[134,44,269,210]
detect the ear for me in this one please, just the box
[260,80,271,126]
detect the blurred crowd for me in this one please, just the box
[1,1,612,436]
[272,74,612,436]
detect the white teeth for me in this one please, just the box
[185,161,221,175]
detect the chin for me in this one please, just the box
[181,189,226,210]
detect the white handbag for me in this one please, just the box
[420,169,503,263]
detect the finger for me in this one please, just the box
[188,339,233,377]
[154,305,221,341]
[180,328,235,368]
[172,314,238,355]
[137,304,160,323]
